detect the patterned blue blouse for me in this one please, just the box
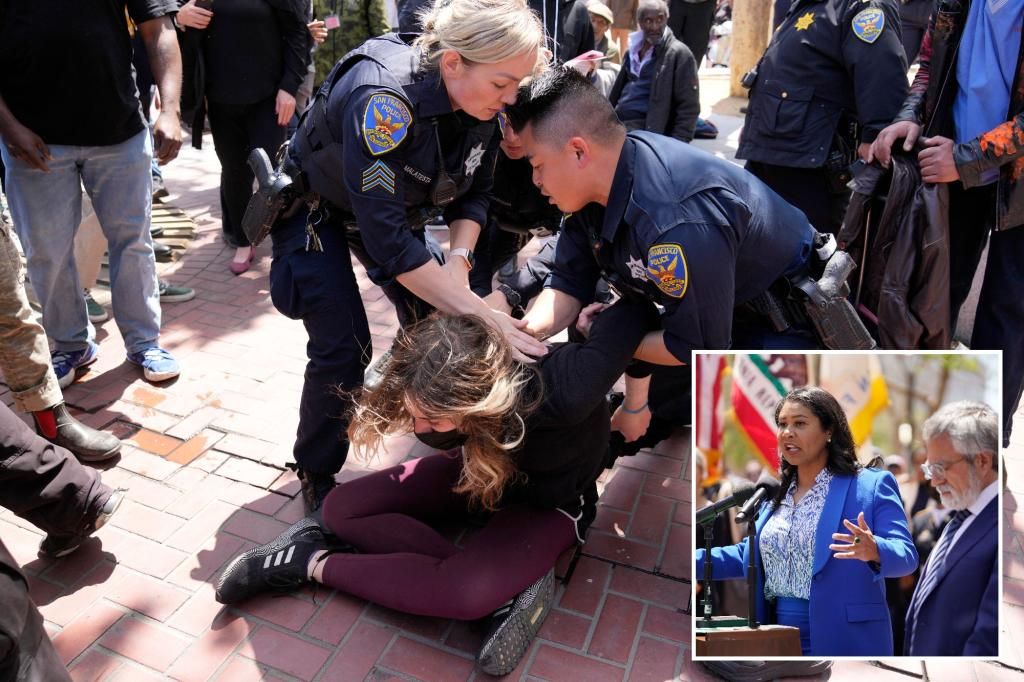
[761,468,834,601]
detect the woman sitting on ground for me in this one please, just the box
[214,300,659,675]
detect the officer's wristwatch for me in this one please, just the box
[449,248,475,270]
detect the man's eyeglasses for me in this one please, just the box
[921,456,967,481]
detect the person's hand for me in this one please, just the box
[1,120,51,171]
[918,136,960,184]
[483,289,512,315]
[611,402,651,442]
[866,120,922,168]
[307,20,328,43]
[177,0,213,29]
[275,89,296,127]
[829,511,880,563]
[152,111,183,165]
[857,142,871,162]
[443,256,471,289]
[482,308,548,362]
[575,302,608,338]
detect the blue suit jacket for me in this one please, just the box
[695,468,918,656]
[904,496,998,655]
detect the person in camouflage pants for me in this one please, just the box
[312,0,390,87]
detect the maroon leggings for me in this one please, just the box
[319,453,578,620]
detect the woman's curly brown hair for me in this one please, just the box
[348,314,543,510]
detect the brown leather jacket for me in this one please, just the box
[839,154,951,349]
[894,0,1024,231]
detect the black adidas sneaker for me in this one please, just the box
[477,569,555,676]
[215,517,329,604]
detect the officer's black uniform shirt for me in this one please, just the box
[550,132,816,363]
[736,0,908,168]
[490,153,563,232]
[290,34,499,283]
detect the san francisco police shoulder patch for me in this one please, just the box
[362,92,412,156]
[851,7,885,43]
[646,243,688,299]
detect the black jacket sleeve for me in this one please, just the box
[268,0,311,96]
[542,298,660,424]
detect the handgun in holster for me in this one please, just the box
[241,148,297,247]
[791,250,876,350]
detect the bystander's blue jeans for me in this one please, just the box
[1,129,160,355]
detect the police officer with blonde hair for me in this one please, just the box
[270,0,548,512]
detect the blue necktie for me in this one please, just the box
[907,508,972,650]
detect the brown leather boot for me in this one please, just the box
[34,403,121,462]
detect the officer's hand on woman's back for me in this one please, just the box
[867,120,922,168]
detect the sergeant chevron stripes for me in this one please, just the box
[362,160,396,194]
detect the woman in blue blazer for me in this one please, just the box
[696,386,918,656]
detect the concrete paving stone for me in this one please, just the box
[235,592,319,632]
[642,604,688,644]
[659,524,691,581]
[364,603,451,641]
[99,564,191,621]
[212,654,268,682]
[219,481,290,516]
[118,447,181,481]
[109,499,187,543]
[588,594,644,664]
[628,494,676,545]
[115,471,185,510]
[529,644,626,682]
[559,556,613,616]
[584,531,662,572]
[592,505,633,537]
[627,636,682,682]
[167,405,228,440]
[67,648,125,682]
[221,508,290,545]
[442,619,484,656]
[319,620,395,682]
[642,474,689,503]
[304,591,366,645]
[608,567,688,610]
[238,626,332,680]
[98,614,192,672]
[113,532,190,580]
[166,584,234,636]
[167,613,253,682]
[379,637,476,682]
[216,457,283,488]
[52,600,125,666]
[537,608,592,650]
[165,464,210,492]
[617,452,684,478]
[599,467,647,513]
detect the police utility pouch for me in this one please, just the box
[242,148,295,247]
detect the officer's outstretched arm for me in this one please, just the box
[634,331,684,366]
[397,261,548,361]
[521,288,584,340]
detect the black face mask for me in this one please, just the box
[414,428,468,451]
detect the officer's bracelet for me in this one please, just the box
[621,401,649,414]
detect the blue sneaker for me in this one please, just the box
[52,342,99,389]
[127,346,180,382]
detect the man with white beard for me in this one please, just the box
[904,401,999,656]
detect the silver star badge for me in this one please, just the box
[464,143,485,177]
[627,255,647,281]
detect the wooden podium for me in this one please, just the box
[695,623,802,657]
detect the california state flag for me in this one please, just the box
[818,354,889,446]
[730,355,787,472]
[695,354,726,485]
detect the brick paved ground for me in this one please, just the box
[0,71,1021,680]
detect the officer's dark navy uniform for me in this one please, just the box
[551,132,821,427]
[469,142,562,297]
[271,33,499,507]
[737,0,908,234]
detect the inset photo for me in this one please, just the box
[692,351,1001,659]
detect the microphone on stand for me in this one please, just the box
[735,472,782,523]
[696,480,756,526]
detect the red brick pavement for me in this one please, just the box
[0,131,1022,681]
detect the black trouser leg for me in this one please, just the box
[207,96,286,248]
[270,212,371,475]
[669,0,716,68]
[0,403,111,537]
[971,226,1024,443]
[947,184,994,329]
[746,161,848,236]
